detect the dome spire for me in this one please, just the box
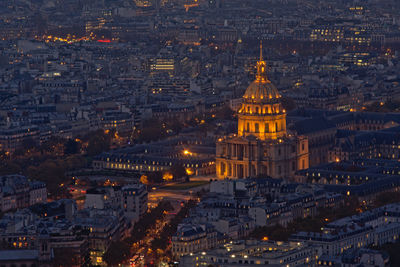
[256,40,269,83]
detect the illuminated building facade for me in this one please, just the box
[0,126,40,153]
[134,0,153,7]
[216,44,309,179]
[148,58,175,73]
[172,224,218,259]
[309,25,383,46]
[180,240,320,267]
[92,136,216,176]
[310,26,344,42]
[121,184,148,223]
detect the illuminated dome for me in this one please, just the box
[243,43,281,104]
[237,42,287,141]
[243,80,281,104]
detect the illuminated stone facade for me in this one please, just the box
[216,44,309,179]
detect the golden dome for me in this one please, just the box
[237,41,287,141]
[242,42,281,104]
[243,80,281,103]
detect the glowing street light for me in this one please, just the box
[183,149,192,156]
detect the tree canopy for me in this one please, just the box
[86,130,112,156]
[103,241,131,266]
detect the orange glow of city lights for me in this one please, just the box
[185,168,194,175]
[183,149,192,156]
[162,172,173,181]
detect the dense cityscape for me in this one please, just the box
[1,0,400,266]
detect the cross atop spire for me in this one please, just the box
[260,40,263,61]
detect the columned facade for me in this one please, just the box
[216,135,309,179]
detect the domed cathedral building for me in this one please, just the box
[216,44,309,179]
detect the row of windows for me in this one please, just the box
[103,160,209,168]
[244,121,283,133]
[220,161,305,176]
[244,105,281,115]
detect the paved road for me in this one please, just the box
[130,177,216,266]
[148,190,192,209]
[147,177,214,208]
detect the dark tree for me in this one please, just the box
[21,137,37,151]
[53,248,80,267]
[86,130,112,156]
[64,139,80,155]
[150,200,197,251]
[170,164,187,180]
[64,155,87,170]
[160,200,174,212]
[39,136,66,155]
[147,171,163,184]
[103,241,131,266]
[26,160,68,198]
